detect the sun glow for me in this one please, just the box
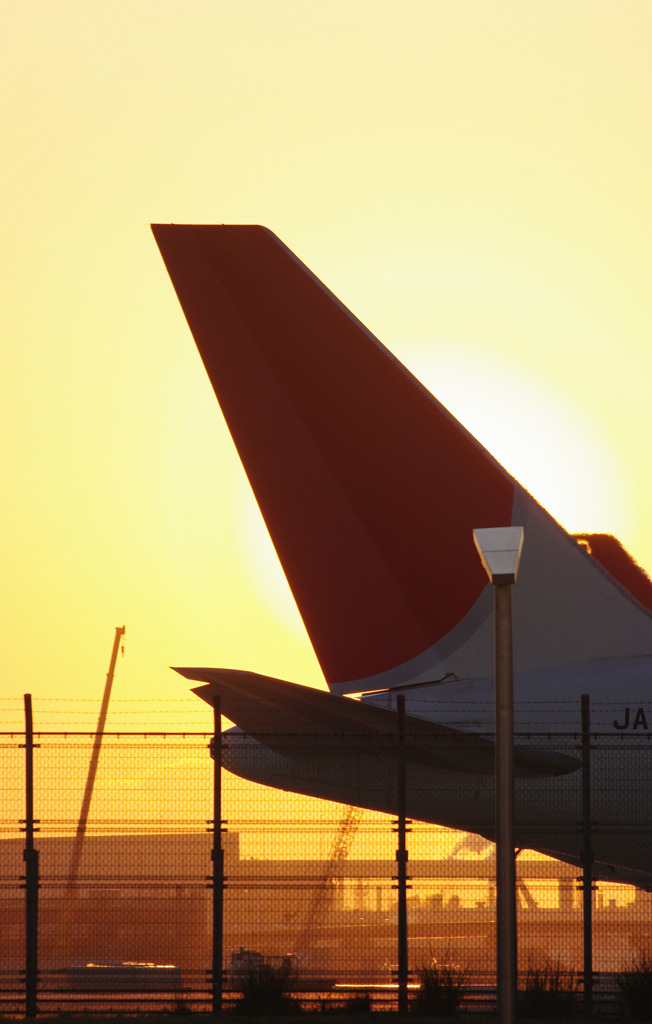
[397,339,632,542]
[230,336,634,642]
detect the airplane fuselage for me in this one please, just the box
[222,654,652,890]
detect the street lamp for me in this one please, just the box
[473,526,524,1024]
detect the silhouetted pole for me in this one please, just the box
[474,527,524,1024]
[581,694,593,1014]
[396,694,409,1013]
[212,695,224,1014]
[23,693,39,1018]
[494,582,518,1024]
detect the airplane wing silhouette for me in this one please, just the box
[179,667,579,778]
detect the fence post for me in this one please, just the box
[396,694,409,1012]
[23,694,39,1018]
[581,694,593,1013]
[212,695,224,1013]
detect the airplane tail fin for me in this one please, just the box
[152,224,652,693]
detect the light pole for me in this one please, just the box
[473,526,524,1024]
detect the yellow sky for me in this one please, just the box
[2,1,652,729]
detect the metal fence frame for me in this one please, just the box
[1,704,651,1017]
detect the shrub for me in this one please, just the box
[519,961,578,1017]
[412,960,469,1016]
[618,954,652,1021]
[233,959,298,1015]
[343,993,372,1014]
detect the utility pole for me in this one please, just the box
[474,527,524,1024]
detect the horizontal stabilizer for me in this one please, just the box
[177,667,579,778]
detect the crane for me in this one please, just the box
[67,625,125,888]
[296,804,364,951]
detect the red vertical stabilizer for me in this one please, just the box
[153,225,652,692]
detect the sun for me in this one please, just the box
[228,335,633,638]
[234,482,308,638]
[395,337,632,542]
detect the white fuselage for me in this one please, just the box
[221,654,652,890]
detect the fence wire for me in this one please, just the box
[0,722,651,1013]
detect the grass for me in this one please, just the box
[411,959,470,1016]
[232,960,299,1016]
[618,953,652,1021]
[518,961,578,1018]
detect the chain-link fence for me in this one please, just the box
[1,717,651,1014]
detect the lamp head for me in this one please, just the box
[473,526,524,585]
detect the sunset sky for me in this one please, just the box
[3,1,652,731]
